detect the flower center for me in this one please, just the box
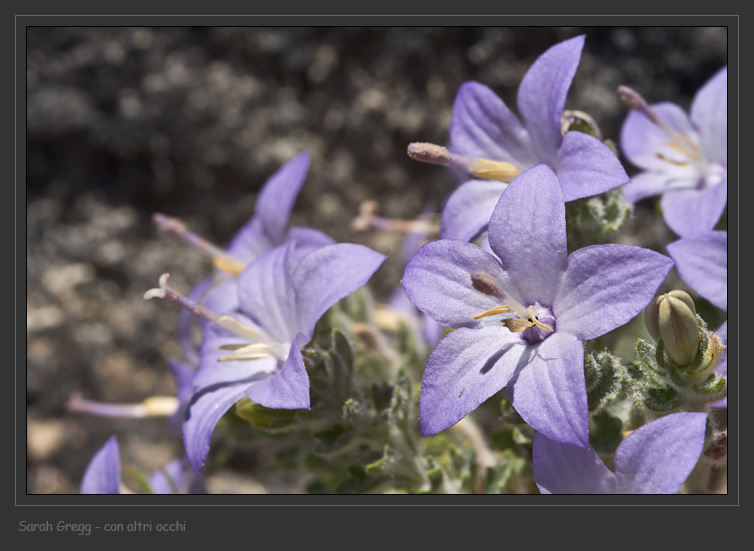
[408,142,522,183]
[470,270,554,339]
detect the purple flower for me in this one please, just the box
[402,164,673,447]
[667,230,727,312]
[156,151,335,362]
[533,412,708,494]
[157,240,385,473]
[619,67,727,237]
[427,35,628,241]
[81,436,120,494]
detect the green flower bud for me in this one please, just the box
[644,290,700,365]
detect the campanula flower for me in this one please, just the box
[619,67,727,237]
[154,151,334,362]
[146,240,386,473]
[408,35,628,241]
[402,164,672,447]
[533,412,707,494]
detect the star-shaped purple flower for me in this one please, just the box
[402,164,673,447]
[167,240,385,473]
[434,35,628,241]
[619,67,727,237]
[158,151,335,362]
[533,412,707,494]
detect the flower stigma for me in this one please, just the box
[408,142,521,183]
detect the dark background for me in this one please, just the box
[25,27,728,494]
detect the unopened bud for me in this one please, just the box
[645,290,700,365]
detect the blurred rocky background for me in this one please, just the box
[26,27,727,494]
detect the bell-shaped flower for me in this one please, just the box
[154,151,334,362]
[402,164,673,447]
[619,67,727,237]
[533,412,708,494]
[410,35,628,242]
[145,240,386,473]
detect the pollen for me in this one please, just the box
[468,158,521,182]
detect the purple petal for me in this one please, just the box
[533,433,617,494]
[245,337,310,409]
[440,179,507,241]
[255,151,311,244]
[556,131,628,201]
[621,170,696,203]
[182,377,255,474]
[449,81,537,167]
[287,226,336,261]
[517,35,584,165]
[81,436,120,494]
[292,243,386,340]
[488,163,568,306]
[711,321,727,409]
[149,459,185,494]
[667,230,727,310]
[620,103,698,172]
[508,332,589,448]
[661,179,727,237]
[691,67,727,164]
[402,239,521,329]
[167,359,196,433]
[226,216,276,264]
[554,244,674,340]
[419,326,525,436]
[237,242,298,344]
[614,412,707,494]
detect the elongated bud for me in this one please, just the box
[645,290,700,365]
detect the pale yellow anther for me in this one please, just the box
[212,256,246,276]
[217,316,265,342]
[141,396,180,416]
[469,158,522,183]
[501,318,534,333]
[656,153,691,167]
[528,305,554,332]
[218,343,273,363]
[472,305,512,320]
